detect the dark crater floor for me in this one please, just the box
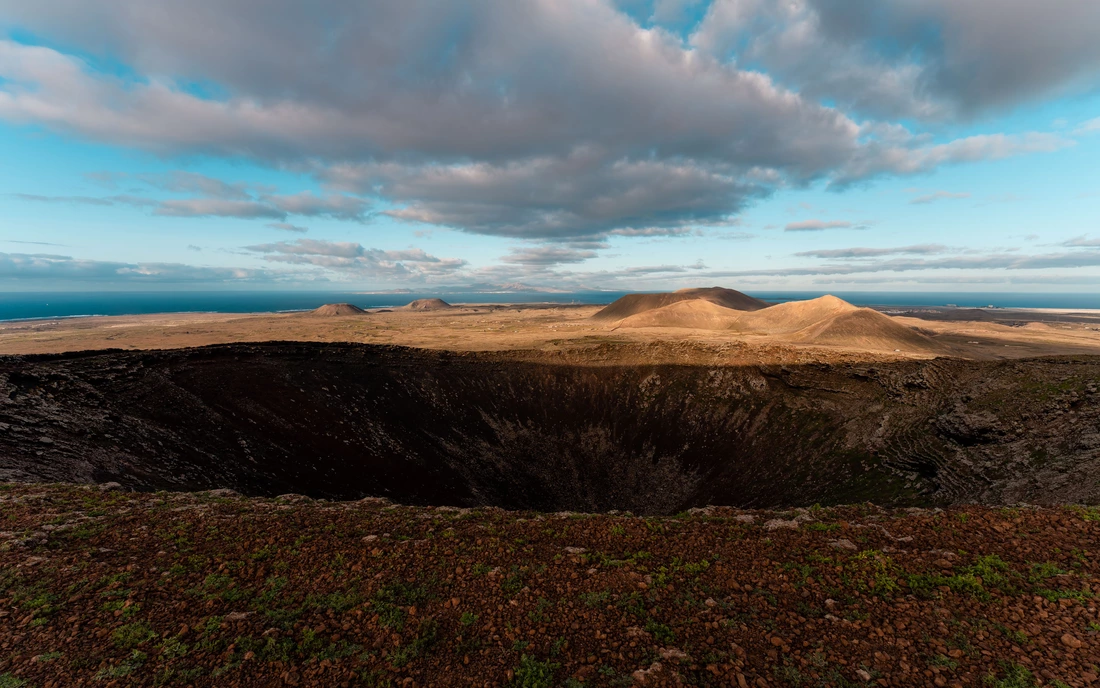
[1,342,1098,514]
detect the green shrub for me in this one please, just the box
[511,655,560,688]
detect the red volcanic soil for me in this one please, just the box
[1,483,1097,687]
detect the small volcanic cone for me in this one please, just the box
[309,303,367,316]
[407,298,453,311]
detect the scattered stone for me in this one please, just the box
[764,518,799,530]
[276,494,312,503]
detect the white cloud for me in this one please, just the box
[0,0,1092,250]
[243,239,467,280]
[784,219,861,232]
[0,251,291,283]
[908,191,971,205]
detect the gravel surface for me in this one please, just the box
[1,484,1097,687]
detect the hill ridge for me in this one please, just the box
[592,287,768,321]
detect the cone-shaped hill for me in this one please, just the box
[615,294,942,354]
[785,307,941,352]
[308,303,367,316]
[407,298,453,311]
[592,287,768,321]
[617,299,747,329]
[727,294,858,335]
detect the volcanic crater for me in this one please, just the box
[2,341,1098,515]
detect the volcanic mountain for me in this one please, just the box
[591,287,768,321]
[615,294,941,354]
[407,298,453,311]
[616,299,747,329]
[727,294,860,334]
[308,303,367,316]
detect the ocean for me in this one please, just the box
[0,290,1096,321]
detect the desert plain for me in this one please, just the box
[2,289,1100,362]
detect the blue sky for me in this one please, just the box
[1,0,1099,293]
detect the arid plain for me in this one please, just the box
[3,289,1100,362]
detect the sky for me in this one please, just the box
[1,0,1099,293]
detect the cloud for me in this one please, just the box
[0,251,290,283]
[1076,117,1100,135]
[266,192,368,222]
[3,239,68,246]
[500,246,599,266]
[608,227,698,238]
[155,198,286,220]
[784,220,860,232]
[690,0,1100,120]
[137,171,256,200]
[909,191,971,205]
[267,222,308,233]
[795,244,950,259]
[834,132,1072,186]
[0,2,1090,241]
[324,149,776,239]
[698,250,1100,279]
[155,192,368,222]
[13,181,368,223]
[12,193,114,206]
[1063,235,1100,248]
[243,239,467,279]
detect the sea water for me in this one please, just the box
[0,290,1096,321]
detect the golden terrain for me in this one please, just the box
[2,294,1100,361]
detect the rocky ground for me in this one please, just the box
[1,484,1097,687]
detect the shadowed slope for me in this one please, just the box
[3,342,1099,512]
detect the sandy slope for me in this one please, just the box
[785,307,941,353]
[592,287,767,320]
[616,299,746,329]
[308,303,367,316]
[726,295,857,334]
[613,294,942,353]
